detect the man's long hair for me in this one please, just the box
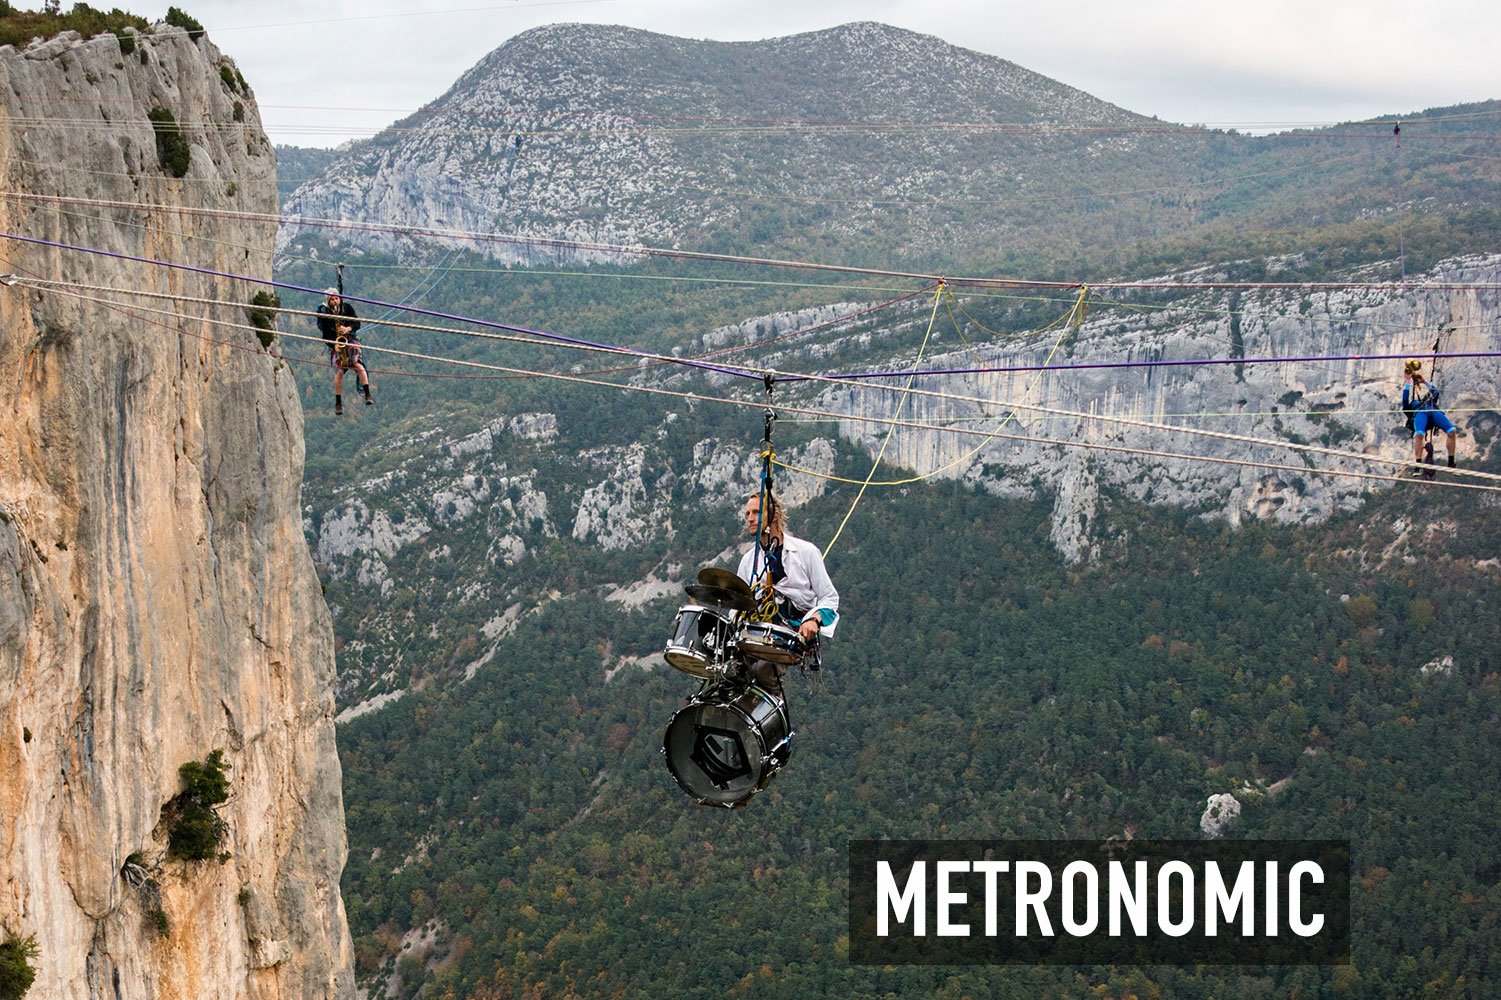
[749,489,787,536]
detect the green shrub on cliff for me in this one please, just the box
[0,934,38,1000]
[0,3,150,49]
[147,106,191,177]
[247,289,281,348]
[163,5,202,40]
[165,750,230,861]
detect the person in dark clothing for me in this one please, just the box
[316,287,370,415]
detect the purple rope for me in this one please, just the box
[8,230,1497,386]
[0,231,761,381]
[774,350,1501,383]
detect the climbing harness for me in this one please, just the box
[750,374,781,623]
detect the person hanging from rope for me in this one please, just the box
[316,287,371,415]
[736,489,839,696]
[1401,358,1456,474]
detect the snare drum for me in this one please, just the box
[663,605,739,677]
[662,682,791,808]
[736,620,805,665]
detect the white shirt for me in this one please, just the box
[736,530,840,636]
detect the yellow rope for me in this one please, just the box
[820,284,946,556]
[783,285,1090,488]
[22,278,1501,496]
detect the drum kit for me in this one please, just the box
[660,567,812,808]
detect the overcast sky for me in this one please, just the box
[121,0,1501,147]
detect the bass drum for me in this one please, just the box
[662,683,791,808]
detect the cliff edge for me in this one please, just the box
[0,23,352,999]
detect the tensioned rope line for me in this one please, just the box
[46,271,1500,435]
[763,356,1501,487]
[33,195,947,318]
[0,231,773,383]
[29,192,1495,367]
[14,238,1501,489]
[33,195,1496,378]
[52,267,1488,502]
[784,284,1090,490]
[206,172,1501,341]
[770,348,1501,384]
[8,192,1501,294]
[21,276,1501,498]
[14,226,1501,489]
[821,284,947,555]
[14,222,1501,381]
[0,194,954,285]
[15,274,930,383]
[786,402,1501,424]
[35,270,1498,429]
[49,190,1474,356]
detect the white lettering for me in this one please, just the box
[1060,861,1099,936]
[1205,861,1255,936]
[1265,860,1279,936]
[1014,860,1055,936]
[876,860,925,936]
[1289,860,1325,936]
[937,861,970,937]
[1108,860,1149,936]
[974,860,1010,936]
[1157,860,1194,936]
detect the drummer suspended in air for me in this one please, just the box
[1401,358,1457,475]
[737,489,839,695]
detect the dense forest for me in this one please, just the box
[335,466,1501,998]
[273,194,1501,999]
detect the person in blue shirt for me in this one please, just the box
[1401,359,1456,473]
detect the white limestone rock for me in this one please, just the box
[1200,793,1242,839]
[0,25,352,998]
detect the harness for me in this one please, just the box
[1403,380,1441,431]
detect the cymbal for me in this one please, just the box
[697,566,752,595]
[684,582,757,613]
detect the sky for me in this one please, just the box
[116,0,1501,147]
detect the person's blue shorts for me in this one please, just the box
[1414,409,1456,435]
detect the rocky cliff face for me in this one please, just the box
[0,25,352,999]
[795,255,1501,560]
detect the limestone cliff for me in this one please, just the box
[799,255,1501,561]
[0,24,352,999]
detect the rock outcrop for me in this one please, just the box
[798,255,1501,561]
[0,25,352,999]
[1199,793,1241,838]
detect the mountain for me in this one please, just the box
[0,21,352,998]
[277,22,1501,276]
